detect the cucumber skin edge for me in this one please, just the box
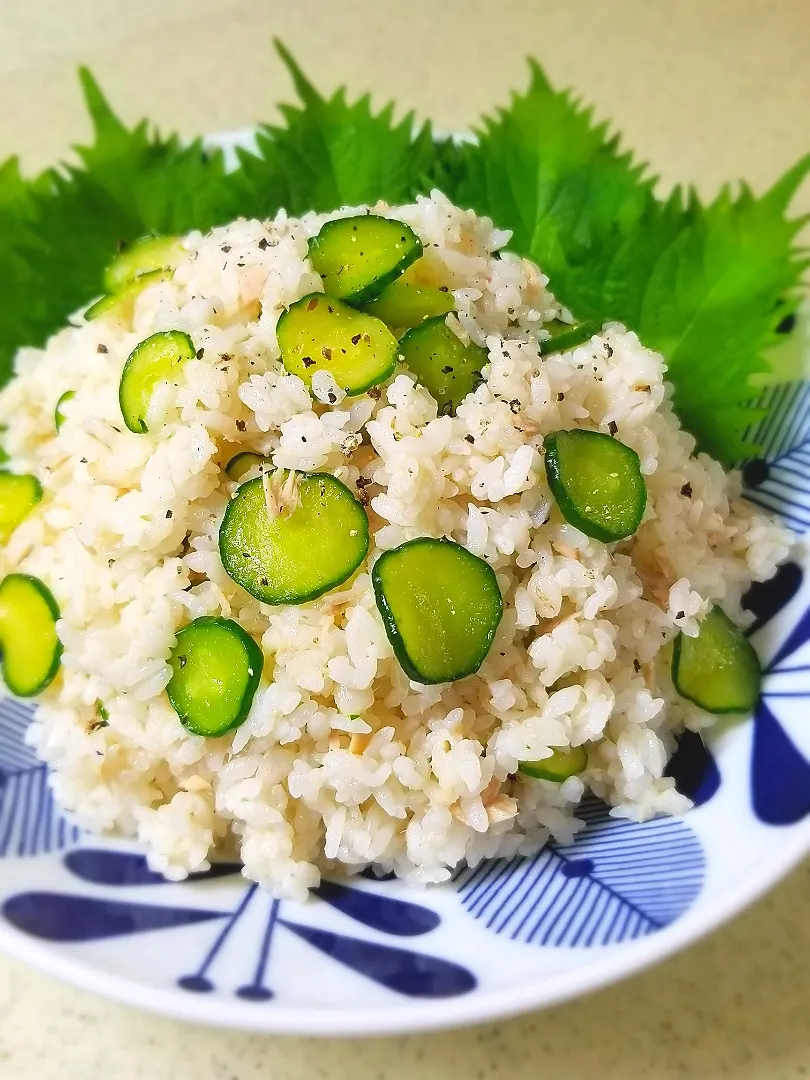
[371,537,503,686]
[167,615,264,738]
[0,572,63,698]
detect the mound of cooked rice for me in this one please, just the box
[0,192,789,897]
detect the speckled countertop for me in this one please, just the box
[0,1,809,1075]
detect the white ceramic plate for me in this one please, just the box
[0,140,808,1033]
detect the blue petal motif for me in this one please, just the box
[743,560,803,635]
[64,848,241,886]
[744,381,810,532]
[2,892,227,942]
[456,802,704,946]
[0,699,80,858]
[313,880,440,936]
[752,702,810,825]
[279,919,476,997]
[665,730,721,806]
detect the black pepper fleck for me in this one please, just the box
[509,399,521,414]
[557,392,565,401]
[258,238,269,250]
[608,421,618,436]
[465,434,475,443]
[322,346,332,361]
[196,347,205,359]
[633,659,641,673]
[97,343,108,354]
[367,387,381,400]
[681,483,693,498]
[236,419,246,432]
[351,334,361,345]
[676,611,685,620]
[165,510,173,519]
[441,366,454,374]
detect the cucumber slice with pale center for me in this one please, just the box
[398,317,487,415]
[544,429,646,543]
[0,573,62,696]
[372,537,502,684]
[54,391,75,432]
[277,293,397,396]
[672,605,761,714]
[363,278,454,330]
[167,616,263,737]
[85,268,171,322]
[225,451,270,481]
[308,215,422,303]
[104,235,183,293]
[519,745,588,781]
[119,330,196,434]
[219,472,369,605]
[0,472,42,542]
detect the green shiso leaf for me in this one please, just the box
[449,62,810,464]
[236,41,437,216]
[0,45,807,463]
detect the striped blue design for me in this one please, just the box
[744,381,810,531]
[0,697,81,857]
[456,802,704,946]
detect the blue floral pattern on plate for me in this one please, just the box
[0,381,809,1025]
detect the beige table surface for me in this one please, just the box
[1,1,809,1076]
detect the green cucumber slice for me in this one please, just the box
[0,573,62,696]
[85,268,171,322]
[398,317,487,415]
[219,472,369,605]
[672,605,761,714]
[539,320,602,355]
[372,537,503,684]
[308,215,422,303]
[277,293,397,396]
[544,429,646,543]
[119,330,196,433]
[0,472,42,542]
[225,451,270,481]
[519,745,588,781]
[167,616,263,737]
[363,278,455,330]
[104,235,183,293]
[54,390,76,432]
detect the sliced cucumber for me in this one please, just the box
[167,616,263,737]
[540,320,602,355]
[225,451,270,481]
[54,390,75,432]
[398,317,487,414]
[85,268,171,322]
[544,429,646,543]
[104,235,183,293]
[372,537,502,684]
[0,472,42,542]
[277,293,397,396]
[308,215,422,303]
[220,472,369,605]
[119,330,196,434]
[363,278,454,330]
[0,573,62,696]
[672,605,761,714]
[519,745,588,781]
